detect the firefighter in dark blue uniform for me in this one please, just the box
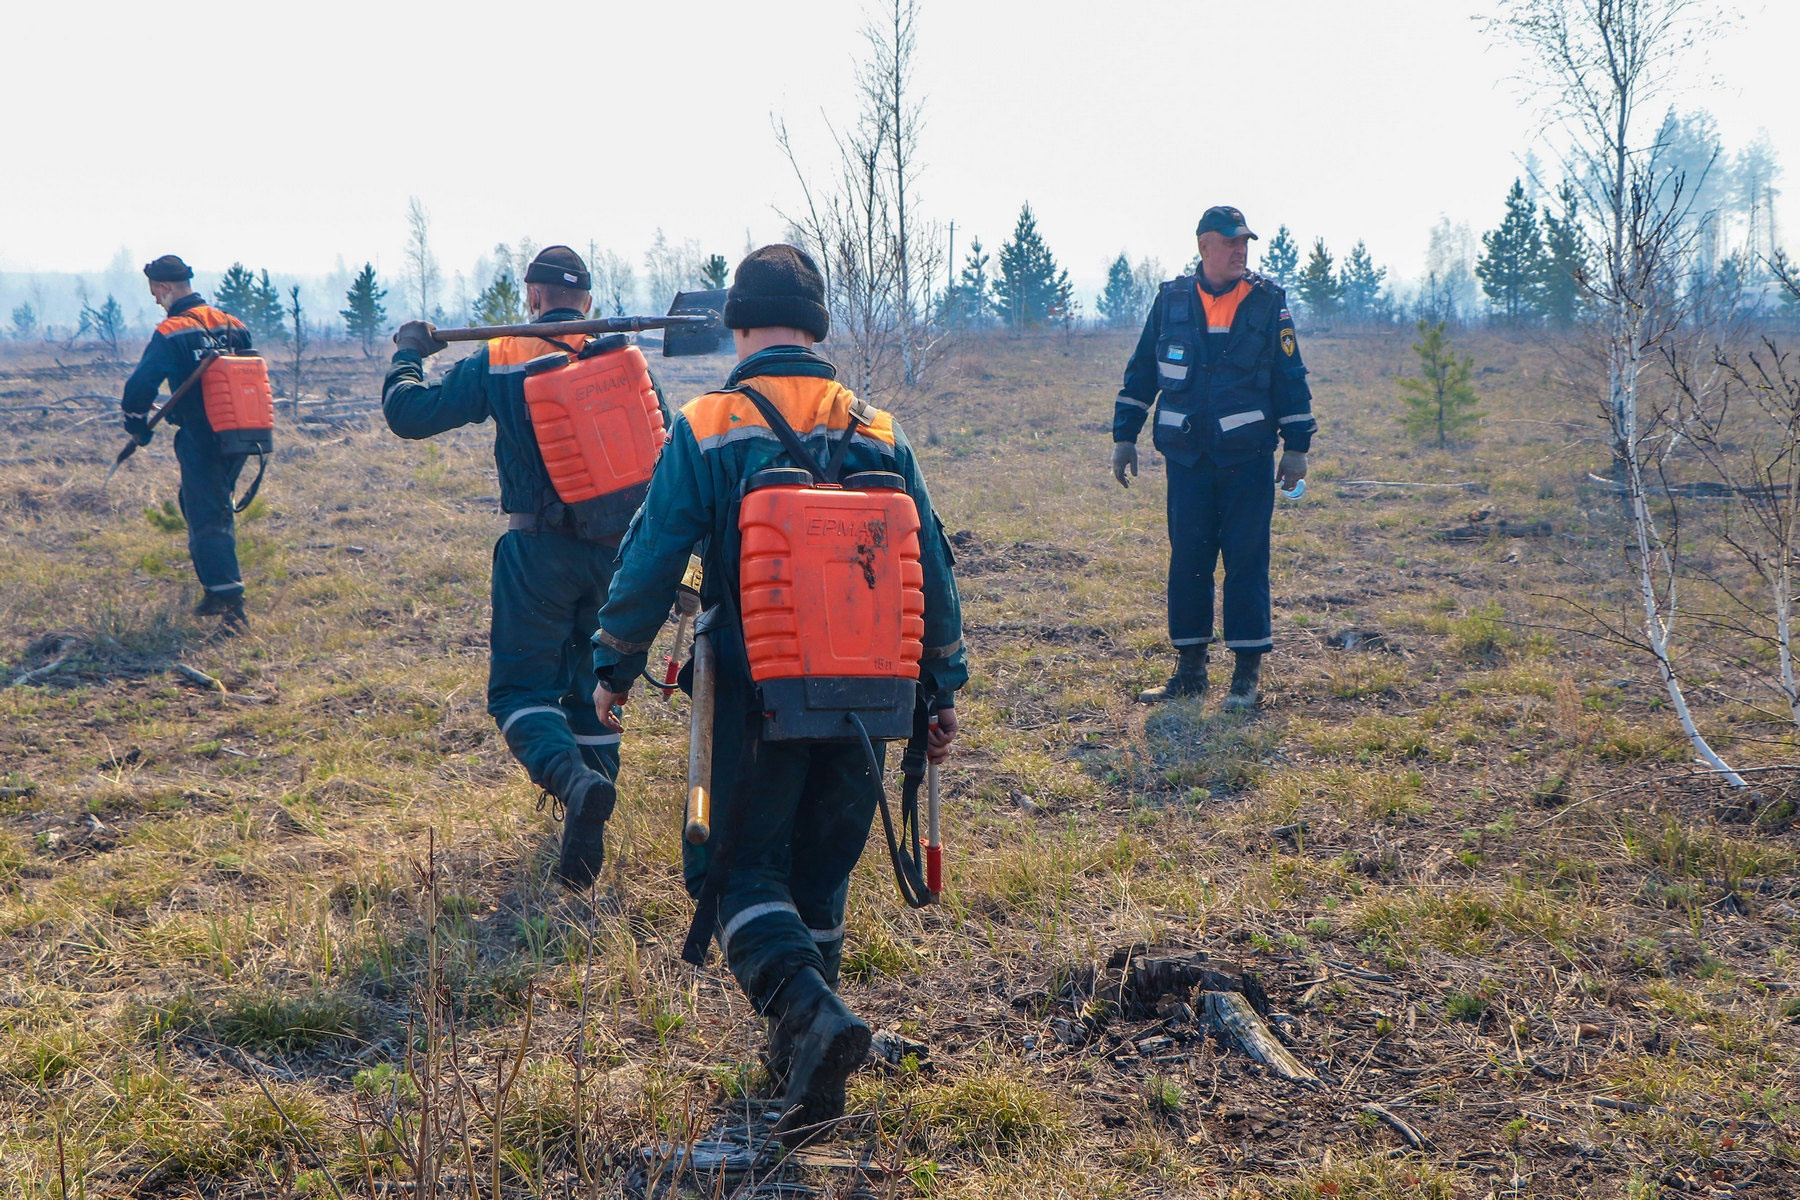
[121,255,257,630]
[591,246,965,1147]
[382,246,669,889]
[1112,207,1317,710]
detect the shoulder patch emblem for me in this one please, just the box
[1280,328,1297,357]
[1278,308,1291,320]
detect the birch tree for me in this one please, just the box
[1490,0,1744,785]
[405,196,440,320]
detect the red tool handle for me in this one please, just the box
[925,715,942,901]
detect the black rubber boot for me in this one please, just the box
[762,942,844,1096]
[195,592,247,632]
[769,968,871,1149]
[1221,651,1262,713]
[544,749,615,890]
[1137,645,1209,704]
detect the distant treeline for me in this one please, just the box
[5,106,1791,350]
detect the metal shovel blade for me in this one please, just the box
[662,289,729,357]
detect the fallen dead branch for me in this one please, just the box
[1362,1102,1431,1150]
[1201,990,1319,1087]
[1437,519,1554,541]
[169,663,269,703]
[1338,479,1486,490]
[9,637,76,687]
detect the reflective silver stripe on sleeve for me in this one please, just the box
[719,901,799,956]
[499,705,567,736]
[572,733,621,747]
[922,638,962,660]
[1158,363,1190,381]
[1115,395,1151,411]
[596,627,656,654]
[809,923,846,943]
[1218,410,1266,432]
[1278,413,1314,425]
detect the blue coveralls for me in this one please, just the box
[381,311,670,796]
[592,347,967,1009]
[1115,272,1317,653]
[121,296,255,601]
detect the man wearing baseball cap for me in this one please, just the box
[1110,207,1318,711]
[381,245,670,889]
[121,255,257,630]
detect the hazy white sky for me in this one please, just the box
[3,0,1793,299]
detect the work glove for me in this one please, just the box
[1111,441,1138,488]
[393,320,447,357]
[1277,450,1308,491]
[123,414,154,446]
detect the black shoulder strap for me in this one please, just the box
[733,384,872,485]
[732,385,822,480]
[821,396,874,484]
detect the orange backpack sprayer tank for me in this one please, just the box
[200,354,275,456]
[521,334,666,542]
[738,462,924,741]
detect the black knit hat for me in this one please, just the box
[724,244,829,342]
[523,245,591,290]
[143,254,194,282]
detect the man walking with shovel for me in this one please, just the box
[381,245,673,889]
[120,255,257,631]
[590,245,965,1148]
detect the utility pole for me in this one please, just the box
[947,222,955,294]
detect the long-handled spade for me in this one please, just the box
[684,634,717,846]
[428,309,725,356]
[103,351,219,487]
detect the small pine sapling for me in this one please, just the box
[700,254,730,290]
[1398,320,1482,448]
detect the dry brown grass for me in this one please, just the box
[0,328,1795,1197]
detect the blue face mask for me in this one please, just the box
[1279,478,1306,501]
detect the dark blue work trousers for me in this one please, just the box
[489,529,622,789]
[1165,454,1275,653]
[172,423,246,599]
[685,635,882,1008]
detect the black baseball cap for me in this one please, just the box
[523,245,591,290]
[143,254,194,282]
[1196,206,1258,239]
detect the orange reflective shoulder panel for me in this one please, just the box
[683,378,897,451]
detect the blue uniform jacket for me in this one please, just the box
[381,308,671,520]
[121,295,253,428]
[1115,271,1316,468]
